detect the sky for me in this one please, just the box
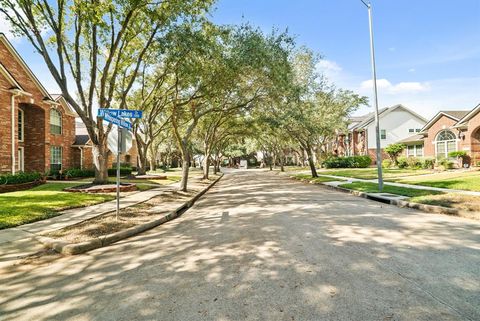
[1,0,479,119]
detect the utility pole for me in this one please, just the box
[361,0,384,191]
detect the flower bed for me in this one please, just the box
[0,179,46,193]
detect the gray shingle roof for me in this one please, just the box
[397,134,424,144]
[73,135,90,146]
[441,110,470,120]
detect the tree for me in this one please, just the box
[166,23,293,191]
[385,143,406,167]
[0,0,214,183]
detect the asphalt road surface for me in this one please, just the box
[1,170,479,321]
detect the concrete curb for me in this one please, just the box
[291,176,478,219]
[37,174,223,255]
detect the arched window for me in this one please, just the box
[50,109,62,134]
[435,130,456,159]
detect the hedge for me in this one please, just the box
[322,156,372,169]
[64,168,95,178]
[0,172,43,185]
[108,166,132,176]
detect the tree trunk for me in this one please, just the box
[203,154,210,180]
[137,149,148,175]
[305,146,318,178]
[280,152,285,172]
[92,142,109,184]
[179,152,190,192]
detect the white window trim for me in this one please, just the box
[18,147,24,172]
[50,108,62,135]
[18,108,24,142]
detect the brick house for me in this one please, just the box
[400,105,480,165]
[332,104,427,163]
[73,122,139,170]
[0,33,77,174]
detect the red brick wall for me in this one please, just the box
[424,115,459,158]
[462,111,480,164]
[0,73,13,173]
[0,38,77,174]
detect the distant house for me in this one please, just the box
[0,33,77,174]
[333,104,428,163]
[400,104,480,164]
[73,122,138,170]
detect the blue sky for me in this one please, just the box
[1,0,479,118]
[210,0,480,117]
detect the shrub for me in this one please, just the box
[108,166,132,176]
[397,157,408,169]
[406,157,422,169]
[438,158,454,170]
[322,156,371,169]
[382,159,392,168]
[64,168,95,178]
[422,158,435,169]
[448,151,467,158]
[0,172,43,185]
[384,143,406,166]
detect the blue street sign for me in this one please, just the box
[102,112,132,130]
[98,109,143,119]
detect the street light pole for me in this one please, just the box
[361,0,383,191]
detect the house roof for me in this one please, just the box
[454,103,480,126]
[0,62,25,91]
[421,110,470,131]
[440,110,470,120]
[397,134,425,144]
[0,33,55,103]
[349,104,427,131]
[51,94,78,117]
[73,135,91,146]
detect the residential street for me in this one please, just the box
[1,170,479,321]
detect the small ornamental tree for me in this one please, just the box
[385,143,406,167]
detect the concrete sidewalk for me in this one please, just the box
[0,184,177,268]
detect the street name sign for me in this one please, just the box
[101,112,132,130]
[98,108,143,119]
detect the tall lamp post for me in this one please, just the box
[361,0,383,191]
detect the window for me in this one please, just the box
[50,146,62,172]
[409,128,414,133]
[18,109,24,142]
[415,144,424,157]
[407,144,424,157]
[380,129,386,140]
[407,145,415,156]
[415,129,421,133]
[435,130,456,159]
[50,109,62,134]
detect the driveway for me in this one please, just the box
[1,170,479,321]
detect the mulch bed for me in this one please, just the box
[45,189,199,244]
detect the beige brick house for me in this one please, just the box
[0,33,77,174]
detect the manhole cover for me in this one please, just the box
[379,193,402,198]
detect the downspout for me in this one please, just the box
[78,147,84,169]
[11,91,20,174]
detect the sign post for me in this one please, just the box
[98,109,142,220]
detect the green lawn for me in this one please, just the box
[0,183,115,229]
[292,173,346,183]
[391,170,480,192]
[338,182,444,198]
[319,168,433,180]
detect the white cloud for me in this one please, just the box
[316,59,342,73]
[388,47,396,52]
[408,68,416,73]
[0,15,17,39]
[360,78,430,94]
